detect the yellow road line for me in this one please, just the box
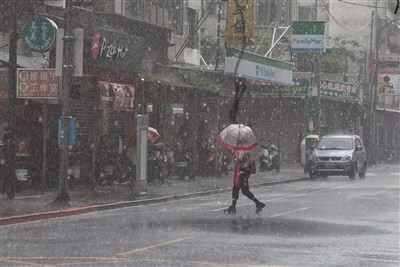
[0,257,56,267]
[269,207,311,218]
[118,236,194,257]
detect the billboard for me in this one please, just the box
[97,81,136,112]
[376,74,400,95]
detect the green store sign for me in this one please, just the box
[22,17,57,53]
[250,78,310,97]
[320,80,359,102]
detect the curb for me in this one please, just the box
[0,176,309,226]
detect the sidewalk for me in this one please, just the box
[0,164,307,225]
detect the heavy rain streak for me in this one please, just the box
[0,1,399,266]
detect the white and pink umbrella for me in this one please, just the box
[217,124,257,151]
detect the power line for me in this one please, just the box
[336,0,386,9]
[321,0,376,33]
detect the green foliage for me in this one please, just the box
[295,36,362,75]
[201,38,220,66]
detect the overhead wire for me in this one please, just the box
[173,0,215,62]
[321,0,376,32]
[336,0,386,9]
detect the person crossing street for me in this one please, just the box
[224,150,265,215]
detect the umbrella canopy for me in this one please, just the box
[217,124,257,151]
[125,127,160,146]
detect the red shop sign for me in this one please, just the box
[97,81,136,112]
[17,69,60,99]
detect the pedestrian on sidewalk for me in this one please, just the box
[224,150,265,215]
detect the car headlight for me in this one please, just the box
[342,155,352,161]
[310,154,319,161]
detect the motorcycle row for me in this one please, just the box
[1,134,281,192]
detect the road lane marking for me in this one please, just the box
[117,236,194,257]
[269,207,311,218]
[0,256,290,267]
[347,189,391,199]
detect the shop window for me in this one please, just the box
[70,84,81,100]
[187,7,198,48]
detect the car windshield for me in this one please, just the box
[317,137,353,150]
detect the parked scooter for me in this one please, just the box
[67,136,90,190]
[259,141,280,172]
[0,141,5,192]
[219,152,235,175]
[175,142,196,180]
[15,137,32,189]
[96,135,120,186]
[148,142,168,183]
[204,142,216,175]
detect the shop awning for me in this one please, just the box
[0,51,48,69]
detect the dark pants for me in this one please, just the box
[232,170,255,201]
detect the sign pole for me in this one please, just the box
[54,3,74,203]
[5,0,17,199]
[41,100,48,191]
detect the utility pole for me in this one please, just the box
[215,0,223,70]
[5,0,17,199]
[313,0,321,135]
[54,2,74,202]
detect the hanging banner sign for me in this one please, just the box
[319,80,359,102]
[97,81,136,112]
[17,69,61,99]
[226,0,254,44]
[224,48,293,86]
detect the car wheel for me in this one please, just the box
[348,164,356,179]
[358,162,366,179]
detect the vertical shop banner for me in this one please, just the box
[97,81,136,112]
[17,69,60,99]
[226,0,254,44]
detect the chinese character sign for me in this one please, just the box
[226,0,254,45]
[319,80,359,102]
[17,69,60,99]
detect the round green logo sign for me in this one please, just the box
[22,17,57,52]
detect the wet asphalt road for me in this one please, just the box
[1,165,399,267]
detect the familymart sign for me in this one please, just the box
[291,21,326,53]
[224,48,293,86]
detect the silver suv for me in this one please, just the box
[308,134,367,179]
